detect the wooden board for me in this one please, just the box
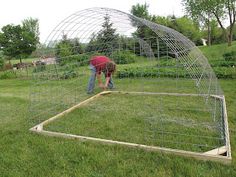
[30,129,232,164]
[29,91,232,164]
[204,146,227,155]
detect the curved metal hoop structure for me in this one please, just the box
[30,7,231,164]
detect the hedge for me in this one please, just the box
[116,66,235,79]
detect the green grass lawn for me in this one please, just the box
[1,41,236,176]
[199,41,236,61]
[45,93,223,153]
[10,58,37,65]
[0,78,236,176]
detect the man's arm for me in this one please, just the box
[105,76,110,88]
[96,73,104,88]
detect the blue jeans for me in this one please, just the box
[87,64,114,94]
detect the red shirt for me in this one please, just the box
[90,56,112,77]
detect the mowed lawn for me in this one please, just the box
[0,78,236,177]
[45,92,223,153]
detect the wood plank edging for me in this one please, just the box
[30,129,232,164]
[29,91,232,164]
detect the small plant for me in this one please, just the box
[73,54,90,66]
[223,51,236,62]
[58,54,91,67]
[213,67,236,79]
[116,65,189,79]
[0,70,17,79]
[62,69,78,79]
[3,63,13,70]
[33,61,46,72]
[112,51,136,64]
[210,60,235,67]
[0,57,4,70]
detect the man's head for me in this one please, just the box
[104,61,116,74]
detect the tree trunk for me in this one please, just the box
[213,12,228,44]
[228,29,233,46]
[20,58,22,64]
[228,23,235,46]
[212,1,235,46]
[207,21,211,46]
[226,0,235,46]
[207,14,211,46]
[220,26,228,45]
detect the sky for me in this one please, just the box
[0,0,184,42]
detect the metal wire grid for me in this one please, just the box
[29,7,227,154]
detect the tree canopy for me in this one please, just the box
[55,34,84,65]
[0,18,40,63]
[86,15,119,55]
[182,0,236,46]
[131,3,150,20]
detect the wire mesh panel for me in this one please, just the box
[29,7,231,162]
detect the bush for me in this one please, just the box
[157,58,177,67]
[210,60,235,67]
[223,51,236,62]
[116,65,236,79]
[112,51,136,64]
[58,54,91,66]
[61,69,78,79]
[33,61,46,72]
[73,54,90,66]
[3,63,13,70]
[213,67,236,79]
[0,70,17,79]
[116,66,189,79]
[0,57,4,70]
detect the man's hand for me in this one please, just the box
[105,77,110,89]
[98,83,105,89]
[99,84,107,91]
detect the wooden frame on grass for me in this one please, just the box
[29,91,232,164]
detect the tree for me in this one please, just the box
[154,15,202,45]
[182,0,214,45]
[131,3,153,39]
[72,38,83,54]
[97,14,119,55]
[233,25,236,40]
[0,25,24,63]
[86,15,119,56]
[131,3,150,20]
[217,0,236,46]
[55,34,84,65]
[85,33,98,53]
[131,3,160,56]
[55,34,73,65]
[0,18,40,63]
[171,16,201,45]
[203,20,225,44]
[22,17,40,44]
[182,0,236,46]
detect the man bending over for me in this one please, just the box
[87,55,116,94]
